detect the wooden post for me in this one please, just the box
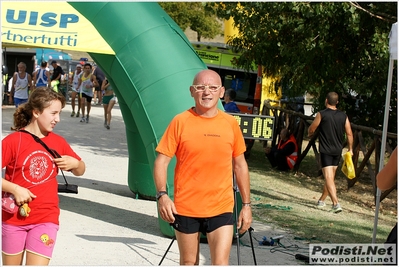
[295,118,305,155]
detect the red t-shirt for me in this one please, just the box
[156,108,246,217]
[2,131,81,225]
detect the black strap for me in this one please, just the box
[19,130,69,185]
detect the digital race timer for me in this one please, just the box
[228,113,274,141]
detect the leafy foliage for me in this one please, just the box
[209,2,397,133]
[159,2,222,41]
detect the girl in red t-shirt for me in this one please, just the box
[2,87,86,265]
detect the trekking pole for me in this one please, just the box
[233,173,241,265]
[158,236,175,265]
[248,227,257,265]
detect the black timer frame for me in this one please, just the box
[228,113,275,141]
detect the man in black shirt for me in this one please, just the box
[308,92,353,213]
[93,65,105,105]
[50,60,64,93]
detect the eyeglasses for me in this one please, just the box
[192,85,222,93]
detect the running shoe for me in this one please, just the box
[86,116,89,123]
[316,200,326,209]
[70,111,75,117]
[80,117,85,123]
[331,203,343,213]
[106,125,110,130]
[76,112,80,117]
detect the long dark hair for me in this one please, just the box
[12,87,66,131]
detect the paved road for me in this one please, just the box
[2,102,304,265]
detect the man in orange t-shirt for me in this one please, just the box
[154,69,252,265]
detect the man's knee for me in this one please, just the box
[322,166,337,178]
[180,258,199,265]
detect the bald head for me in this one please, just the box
[193,69,222,85]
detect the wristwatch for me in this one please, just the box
[156,191,168,200]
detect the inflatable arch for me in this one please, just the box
[71,2,226,236]
[2,1,225,236]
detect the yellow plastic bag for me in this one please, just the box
[341,152,355,179]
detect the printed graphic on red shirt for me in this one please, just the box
[22,150,56,185]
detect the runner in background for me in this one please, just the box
[69,64,83,117]
[33,61,50,89]
[11,62,32,108]
[76,63,98,123]
[92,65,105,105]
[50,61,64,93]
[101,78,117,129]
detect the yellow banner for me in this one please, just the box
[1,1,114,55]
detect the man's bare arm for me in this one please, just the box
[308,112,321,137]
[234,153,252,234]
[91,74,99,88]
[153,153,171,192]
[153,152,176,223]
[377,147,397,191]
[344,117,353,154]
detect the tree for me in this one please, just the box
[159,2,222,42]
[210,2,397,133]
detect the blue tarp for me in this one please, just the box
[35,48,71,62]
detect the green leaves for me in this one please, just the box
[159,2,222,41]
[211,2,397,132]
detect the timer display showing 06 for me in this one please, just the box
[228,113,275,141]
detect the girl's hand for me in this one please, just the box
[53,156,79,171]
[13,185,36,206]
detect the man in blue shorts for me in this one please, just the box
[308,92,353,213]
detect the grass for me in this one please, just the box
[246,140,397,244]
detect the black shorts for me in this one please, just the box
[320,153,341,167]
[171,212,234,236]
[81,93,93,103]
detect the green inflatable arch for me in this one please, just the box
[69,2,225,236]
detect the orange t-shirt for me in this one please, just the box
[156,108,246,217]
